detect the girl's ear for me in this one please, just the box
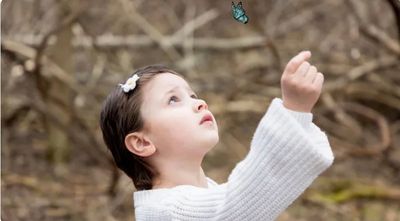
[124,132,156,157]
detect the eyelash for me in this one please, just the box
[168,94,198,104]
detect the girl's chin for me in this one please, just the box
[203,136,219,149]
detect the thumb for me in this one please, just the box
[283,51,312,76]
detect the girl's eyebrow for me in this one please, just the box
[164,85,194,95]
[161,85,195,102]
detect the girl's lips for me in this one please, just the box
[201,120,213,126]
[200,113,213,125]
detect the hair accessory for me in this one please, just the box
[119,74,140,93]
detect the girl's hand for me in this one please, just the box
[280,51,324,113]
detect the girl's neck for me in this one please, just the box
[152,167,208,189]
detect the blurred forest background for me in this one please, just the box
[1,0,400,220]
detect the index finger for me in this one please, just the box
[283,51,312,76]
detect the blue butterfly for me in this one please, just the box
[231,1,249,24]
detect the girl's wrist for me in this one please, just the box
[282,101,311,113]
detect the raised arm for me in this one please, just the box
[165,51,333,221]
[164,97,333,221]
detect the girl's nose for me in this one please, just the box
[196,99,208,111]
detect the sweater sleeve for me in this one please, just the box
[284,106,332,156]
[166,97,334,221]
[284,106,313,130]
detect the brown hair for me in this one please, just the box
[100,64,181,191]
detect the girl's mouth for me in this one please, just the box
[200,113,213,125]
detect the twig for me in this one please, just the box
[383,121,400,173]
[269,1,328,38]
[334,101,391,157]
[343,82,400,112]
[306,178,400,204]
[360,24,400,55]
[385,0,400,43]
[345,102,391,156]
[347,0,400,55]
[117,0,181,60]
[224,132,249,160]
[324,56,399,92]
[320,93,363,140]
[170,9,219,41]
[5,34,271,50]
[177,2,197,74]
[1,39,81,92]
[24,94,112,167]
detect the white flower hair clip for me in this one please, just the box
[119,74,140,93]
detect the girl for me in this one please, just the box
[100,51,334,220]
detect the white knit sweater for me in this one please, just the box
[133,97,334,221]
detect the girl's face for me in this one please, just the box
[140,73,219,162]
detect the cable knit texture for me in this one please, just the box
[133,97,334,221]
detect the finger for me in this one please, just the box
[283,51,312,76]
[292,61,310,81]
[284,51,311,75]
[304,65,317,84]
[313,72,324,88]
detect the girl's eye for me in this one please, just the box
[168,95,179,104]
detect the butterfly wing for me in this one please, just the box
[232,5,245,19]
[237,15,249,24]
[232,4,241,17]
[231,1,248,24]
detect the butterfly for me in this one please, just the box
[231,1,249,24]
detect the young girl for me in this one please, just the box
[100,51,334,220]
